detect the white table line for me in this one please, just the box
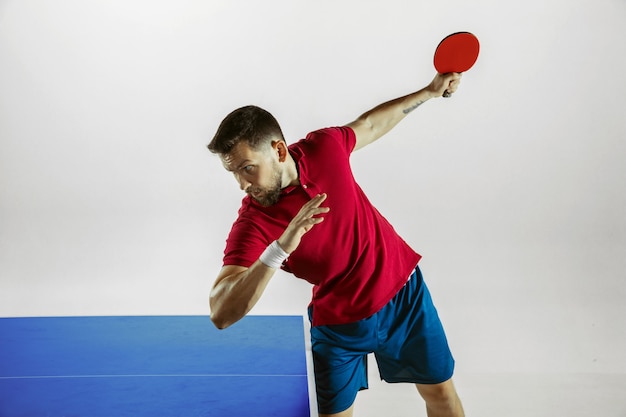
[0,374,307,379]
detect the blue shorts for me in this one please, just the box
[309,267,455,415]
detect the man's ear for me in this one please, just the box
[272,140,288,162]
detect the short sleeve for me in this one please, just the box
[222,210,270,268]
[304,126,356,155]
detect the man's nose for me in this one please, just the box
[235,173,250,191]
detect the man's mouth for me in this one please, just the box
[247,188,261,198]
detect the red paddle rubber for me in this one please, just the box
[434,32,479,98]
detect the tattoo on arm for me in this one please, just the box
[402,100,425,114]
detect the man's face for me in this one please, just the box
[220,142,283,207]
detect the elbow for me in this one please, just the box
[210,307,246,330]
[210,310,236,330]
[209,298,232,330]
[209,286,229,329]
[209,273,252,330]
[210,314,231,330]
[209,294,241,330]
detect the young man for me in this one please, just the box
[207,72,465,417]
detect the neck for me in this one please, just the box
[282,152,300,188]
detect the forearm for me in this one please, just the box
[209,261,276,329]
[210,195,328,329]
[349,72,461,151]
[351,87,435,151]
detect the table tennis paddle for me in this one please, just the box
[433,32,480,97]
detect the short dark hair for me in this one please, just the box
[207,105,285,154]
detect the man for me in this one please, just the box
[207,72,464,417]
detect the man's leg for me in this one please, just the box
[319,403,355,417]
[416,378,464,417]
[309,310,372,417]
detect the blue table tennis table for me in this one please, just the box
[0,315,313,417]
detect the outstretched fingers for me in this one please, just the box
[301,193,330,226]
[279,193,329,253]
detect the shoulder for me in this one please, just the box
[306,126,355,143]
[296,126,356,154]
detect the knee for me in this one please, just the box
[416,379,464,416]
[416,379,459,405]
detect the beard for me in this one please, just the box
[247,163,283,207]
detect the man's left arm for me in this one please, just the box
[347,72,461,151]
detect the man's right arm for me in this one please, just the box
[209,193,330,329]
[209,262,277,329]
[347,73,461,151]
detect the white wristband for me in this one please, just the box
[259,240,289,269]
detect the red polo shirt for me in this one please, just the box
[222,126,421,326]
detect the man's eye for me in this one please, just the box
[243,165,254,173]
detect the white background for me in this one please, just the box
[1,0,625,415]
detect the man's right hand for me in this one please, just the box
[278,193,329,254]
